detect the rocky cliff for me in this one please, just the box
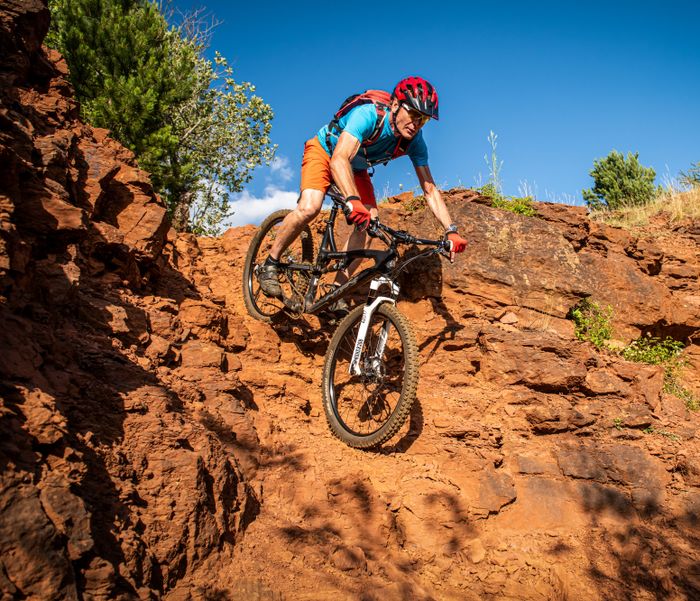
[1,2,699,600]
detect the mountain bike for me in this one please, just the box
[242,186,451,448]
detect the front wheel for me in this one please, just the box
[322,303,418,449]
[242,209,314,323]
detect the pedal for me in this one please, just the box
[317,311,339,326]
[282,296,303,314]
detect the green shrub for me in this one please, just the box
[479,184,537,217]
[47,0,275,234]
[492,195,537,217]
[665,379,700,411]
[569,299,613,349]
[404,194,427,213]
[642,426,680,441]
[621,335,684,365]
[583,151,660,210]
[621,334,698,411]
[567,303,698,411]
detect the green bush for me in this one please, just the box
[621,335,684,365]
[47,0,275,234]
[479,184,537,217]
[492,195,537,217]
[403,194,427,213]
[583,151,660,210]
[569,298,613,349]
[622,334,698,411]
[567,303,698,411]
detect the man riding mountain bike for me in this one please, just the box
[256,76,467,309]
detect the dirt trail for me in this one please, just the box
[181,215,700,601]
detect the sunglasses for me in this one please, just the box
[401,103,430,125]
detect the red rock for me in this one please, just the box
[583,369,626,395]
[330,545,367,572]
[38,471,93,560]
[178,298,229,346]
[556,446,608,481]
[477,468,516,514]
[621,404,654,429]
[145,335,173,364]
[179,340,224,370]
[513,454,559,475]
[0,482,77,600]
[146,304,176,338]
[20,387,67,445]
[0,315,43,379]
[15,179,87,233]
[467,538,487,564]
[499,311,519,324]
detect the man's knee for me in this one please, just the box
[297,203,321,222]
[296,189,324,221]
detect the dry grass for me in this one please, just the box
[590,186,700,230]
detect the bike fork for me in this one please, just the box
[349,277,399,376]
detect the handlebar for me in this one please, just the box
[326,184,452,256]
[367,218,451,254]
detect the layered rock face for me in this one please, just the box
[215,198,700,601]
[1,2,257,599]
[2,2,700,600]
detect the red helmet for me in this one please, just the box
[392,76,439,120]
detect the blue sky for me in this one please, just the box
[172,0,700,226]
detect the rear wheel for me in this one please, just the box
[322,303,418,448]
[242,209,314,322]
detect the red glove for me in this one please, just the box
[345,197,371,230]
[447,231,467,253]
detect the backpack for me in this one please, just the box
[325,90,410,168]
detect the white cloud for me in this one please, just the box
[270,155,293,182]
[225,185,298,227]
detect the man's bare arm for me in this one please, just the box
[415,165,454,229]
[330,132,362,199]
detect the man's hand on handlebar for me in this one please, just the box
[343,196,371,231]
[445,231,468,263]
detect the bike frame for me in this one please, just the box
[278,197,400,315]
[273,187,447,374]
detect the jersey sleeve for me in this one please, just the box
[407,132,429,167]
[341,104,379,143]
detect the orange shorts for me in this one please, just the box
[300,137,377,208]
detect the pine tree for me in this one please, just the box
[47,0,275,233]
[48,0,197,194]
[582,151,660,210]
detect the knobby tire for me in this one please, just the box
[322,303,418,449]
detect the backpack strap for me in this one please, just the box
[325,90,414,169]
[326,90,391,152]
[391,136,411,159]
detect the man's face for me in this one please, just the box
[391,98,430,139]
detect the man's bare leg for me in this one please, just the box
[268,189,325,260]
[256,188,324,298]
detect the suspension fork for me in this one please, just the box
[349,276,400,375]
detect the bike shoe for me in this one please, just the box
[328,296,350,316]
[256,262,283,298]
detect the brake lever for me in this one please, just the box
[438,239,453,260]
[366,218,380,238]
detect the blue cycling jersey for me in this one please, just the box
[317,104,429,171]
